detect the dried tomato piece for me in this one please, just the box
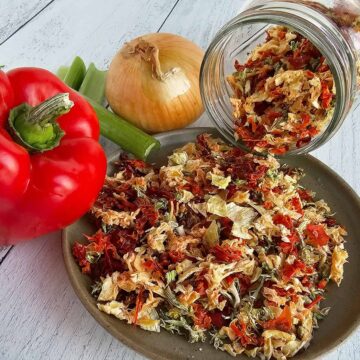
[279,231,299,255]
[287,39,321,70]
[168,250,186,263]
[305,295,323,309]
[324,216,337,227]
[111,228,138,255]
[305,70,315,79]
[306,224,330,247]
[282,259,309,281]
[73,242,90,273]
[142,259,163,277]
[296,135,311,148]
[248,116,258,132]
[263,305,293,333]
[158,252,171,269]
[135,205,159,232]
[226,183,238,200]
[192,303,212,330]
[209,310,226,329]
[301,276,312,288]
[225,154,261,182]
[73,230,121,276]
[263,201,273,210]
[278,29,286,40]
[273,286,298,304]
[247,165,268,188]
[117,155,150,177]
[134,287,145,325]
[269,87,283,98]
[236,125,257,142]
[147,186,175,201]
[230,321,259,347]
[194,270,209,297]
[210,245,242,262]
[272,186,283,194]
[289,197,303,215]
[190,182,204,197]
[194,278,208,297]
[273,286,294,298]
[196,133,213,156]
[117,196,138,211]
[225,273,251,295]
[300,113,311,128]
[320,81,333,109]
[91,251,124,280]
[288,54,312,69]
[297,188,313,202]
[317,279,328,290]
[318,64,329,72]
[273,213,293,229]
[265,110,283,122]
[234,60,245,72]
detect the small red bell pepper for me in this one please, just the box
[0,67,107,244]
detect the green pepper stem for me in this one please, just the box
[7,93,73,153]
[28,93,74,125]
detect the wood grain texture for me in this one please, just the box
[0,0,177,70]
[0,233,146,360]
[0,0,53,44]
[313,97,360,194]
[0,246,12,263]
[0,0,359,359]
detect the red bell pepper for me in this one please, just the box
[0,67,107,244]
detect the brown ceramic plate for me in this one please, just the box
[62,127,360,360]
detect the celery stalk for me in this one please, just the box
[56,66,69,81]
[63,56,86,90]
[56,58,160,160]
[79,63,107,105]
[85,96,160,160]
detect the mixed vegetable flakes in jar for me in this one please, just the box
[200,0,360,155]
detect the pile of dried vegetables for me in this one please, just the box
[227,26,335,155]
[73,134,348,359]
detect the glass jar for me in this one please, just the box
[200,0,360,155]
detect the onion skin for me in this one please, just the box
[106,33,204,133]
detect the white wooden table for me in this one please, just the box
[0,1,359,359]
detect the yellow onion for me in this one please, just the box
[105,33,204,133]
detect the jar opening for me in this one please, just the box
[200,2,357,155]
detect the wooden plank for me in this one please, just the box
[160,0,245,48]
[0,246,12,264]
[0,0,54,44]
[313,97,360,194]
[0,232,146,360]
[0,0,177,70]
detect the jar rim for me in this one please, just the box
[200,2,357,156]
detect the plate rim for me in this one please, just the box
[62,127,360,360]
